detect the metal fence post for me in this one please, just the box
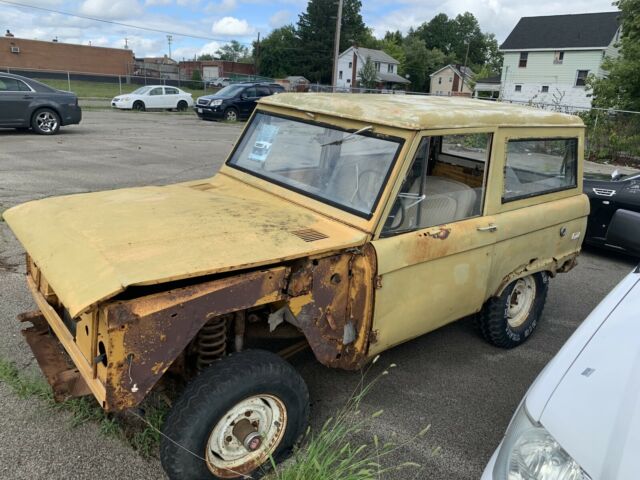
[118,75,122,94]
[67,71,71,92]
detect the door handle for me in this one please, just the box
[477,224,498,232]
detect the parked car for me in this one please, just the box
[195,82,285,121]
[584,170,640,253]
[482,208,640,480]
[5,95,589,479]
[111,86,193,111]
[0,72,81,135]
[208,77,231,88]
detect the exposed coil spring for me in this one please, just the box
[195,315,228,370]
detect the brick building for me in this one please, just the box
[180,60,255,80]
[0,36,135,75]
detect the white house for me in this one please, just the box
[335,46,410,90]
[500,11,621,109]
[429,64,474,96]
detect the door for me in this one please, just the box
[369,132,498,354]
[236,86,257,117]
[146,87,165,108]
[164,87,179,108]
[0,75,33,126]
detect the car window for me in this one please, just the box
[256,86,271,97]
[382,133,491,235]
[165,87,179,95]
[503,138,578,202]
[243,87,257,98]
[149,87,164,96]
[0,77,31,92]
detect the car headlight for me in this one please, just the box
[493,403,589,480]
[210,99,223,106]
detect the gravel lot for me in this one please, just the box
[0,110,636,480]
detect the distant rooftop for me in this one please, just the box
[501,11,620,50]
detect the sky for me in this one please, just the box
[0,0,618,59]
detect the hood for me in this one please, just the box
[4,173,368,317]
[526,268,640,479]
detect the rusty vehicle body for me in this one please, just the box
[4,94,588,479]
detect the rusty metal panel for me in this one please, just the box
[102,266,289,411]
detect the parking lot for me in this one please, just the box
[0,110,637,480]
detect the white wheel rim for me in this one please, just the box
[206,394,287,478]
[36,111,58,132]
[507,276,536,328]
[227,111,237,121]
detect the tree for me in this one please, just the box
[197,53,214,61]
[190,68,202,89]
[255,25,300,78]
[357,55,378,88]
[216,40,252,63]
[296,0,369,83]
[379,38,405,75]
[402,37,446,92]
[590,0,640,110]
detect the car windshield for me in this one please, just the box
[215,84,244,98]
[227,112,402,217]
[131,86,152,95]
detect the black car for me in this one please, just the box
[584,170,640,252]
[195,82,284,122]
[0,72,82,135]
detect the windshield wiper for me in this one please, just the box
[321,126,373,147]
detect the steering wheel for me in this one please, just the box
[354,169,381,206]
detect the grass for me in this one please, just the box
[37,78,213,99]
[0,357,169,457]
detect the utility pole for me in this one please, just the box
[460,40,470,93]
[167,34,173,60]
[332,0,343,90]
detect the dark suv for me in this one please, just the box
[0,72,82,134]
[195,82,284,121]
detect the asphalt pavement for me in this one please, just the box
[0,110,636,479]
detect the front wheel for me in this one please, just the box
[475,272,548,348]
[132,101,146,111]
[160,350,309,480]
[223,108,238,122]
[177,100,188,111]
[31,108,60,135]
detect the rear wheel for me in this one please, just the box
[177,100,188,111]
[133,101,146,111]
[160,350,309,480]
[31,108,60,135]
[475,272,548,348]
[223,108,238,122]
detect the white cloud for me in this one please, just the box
[79,0,143,19]
[269,10,291,28]
[145,0,172,5]
[204,0,237,15]
[211,16,255,36]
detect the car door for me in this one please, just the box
[163,87,179,108]
[237,87,257,118]
[146,87,165,108]
[0,76,33,126]
[369,131,498,354]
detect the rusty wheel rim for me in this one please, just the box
[205,394,287,478]
[507,276,536,329]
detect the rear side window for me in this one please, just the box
[0,77,31,92]
[503,138,578,202]
[256,86,271,97]
[165,87,179,95]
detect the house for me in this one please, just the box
[473,75,501,99]
[133,56,179,80]
[429,64,474,96]
[335,47,410,90]
[499,11,621,109]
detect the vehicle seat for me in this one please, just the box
[404,176,476,228]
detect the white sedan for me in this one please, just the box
[483,209,640,480]
[111,86,193,111]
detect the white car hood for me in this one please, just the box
[525,267,640,480]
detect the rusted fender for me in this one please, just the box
[103,267,289,411]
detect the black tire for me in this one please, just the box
[223,108,238,122]
[31,108,60,135]
[475,272,548,348]
[133,101,146,111]
[160,350,309,480]
[177,100,188,111]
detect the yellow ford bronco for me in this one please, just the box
[4,94,588,479]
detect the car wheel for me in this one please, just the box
[475,272,548,348]
[177,100,188,112]
[31,108,60,135]
[224,108,238,122]
[160,349,309,480]
[133,101,146,111]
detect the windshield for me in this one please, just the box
[227,113,402,217]
[215,84,244,98]
[131,86,152,95]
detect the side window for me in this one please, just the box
[149,87,163,96]
[382,133,491,235]
[256,86,271,97]
[0,77,29,92]
[243,87,257,98]
[503,138,577,202]
[165,87,179,95]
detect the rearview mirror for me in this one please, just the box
[606,209,640,256]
